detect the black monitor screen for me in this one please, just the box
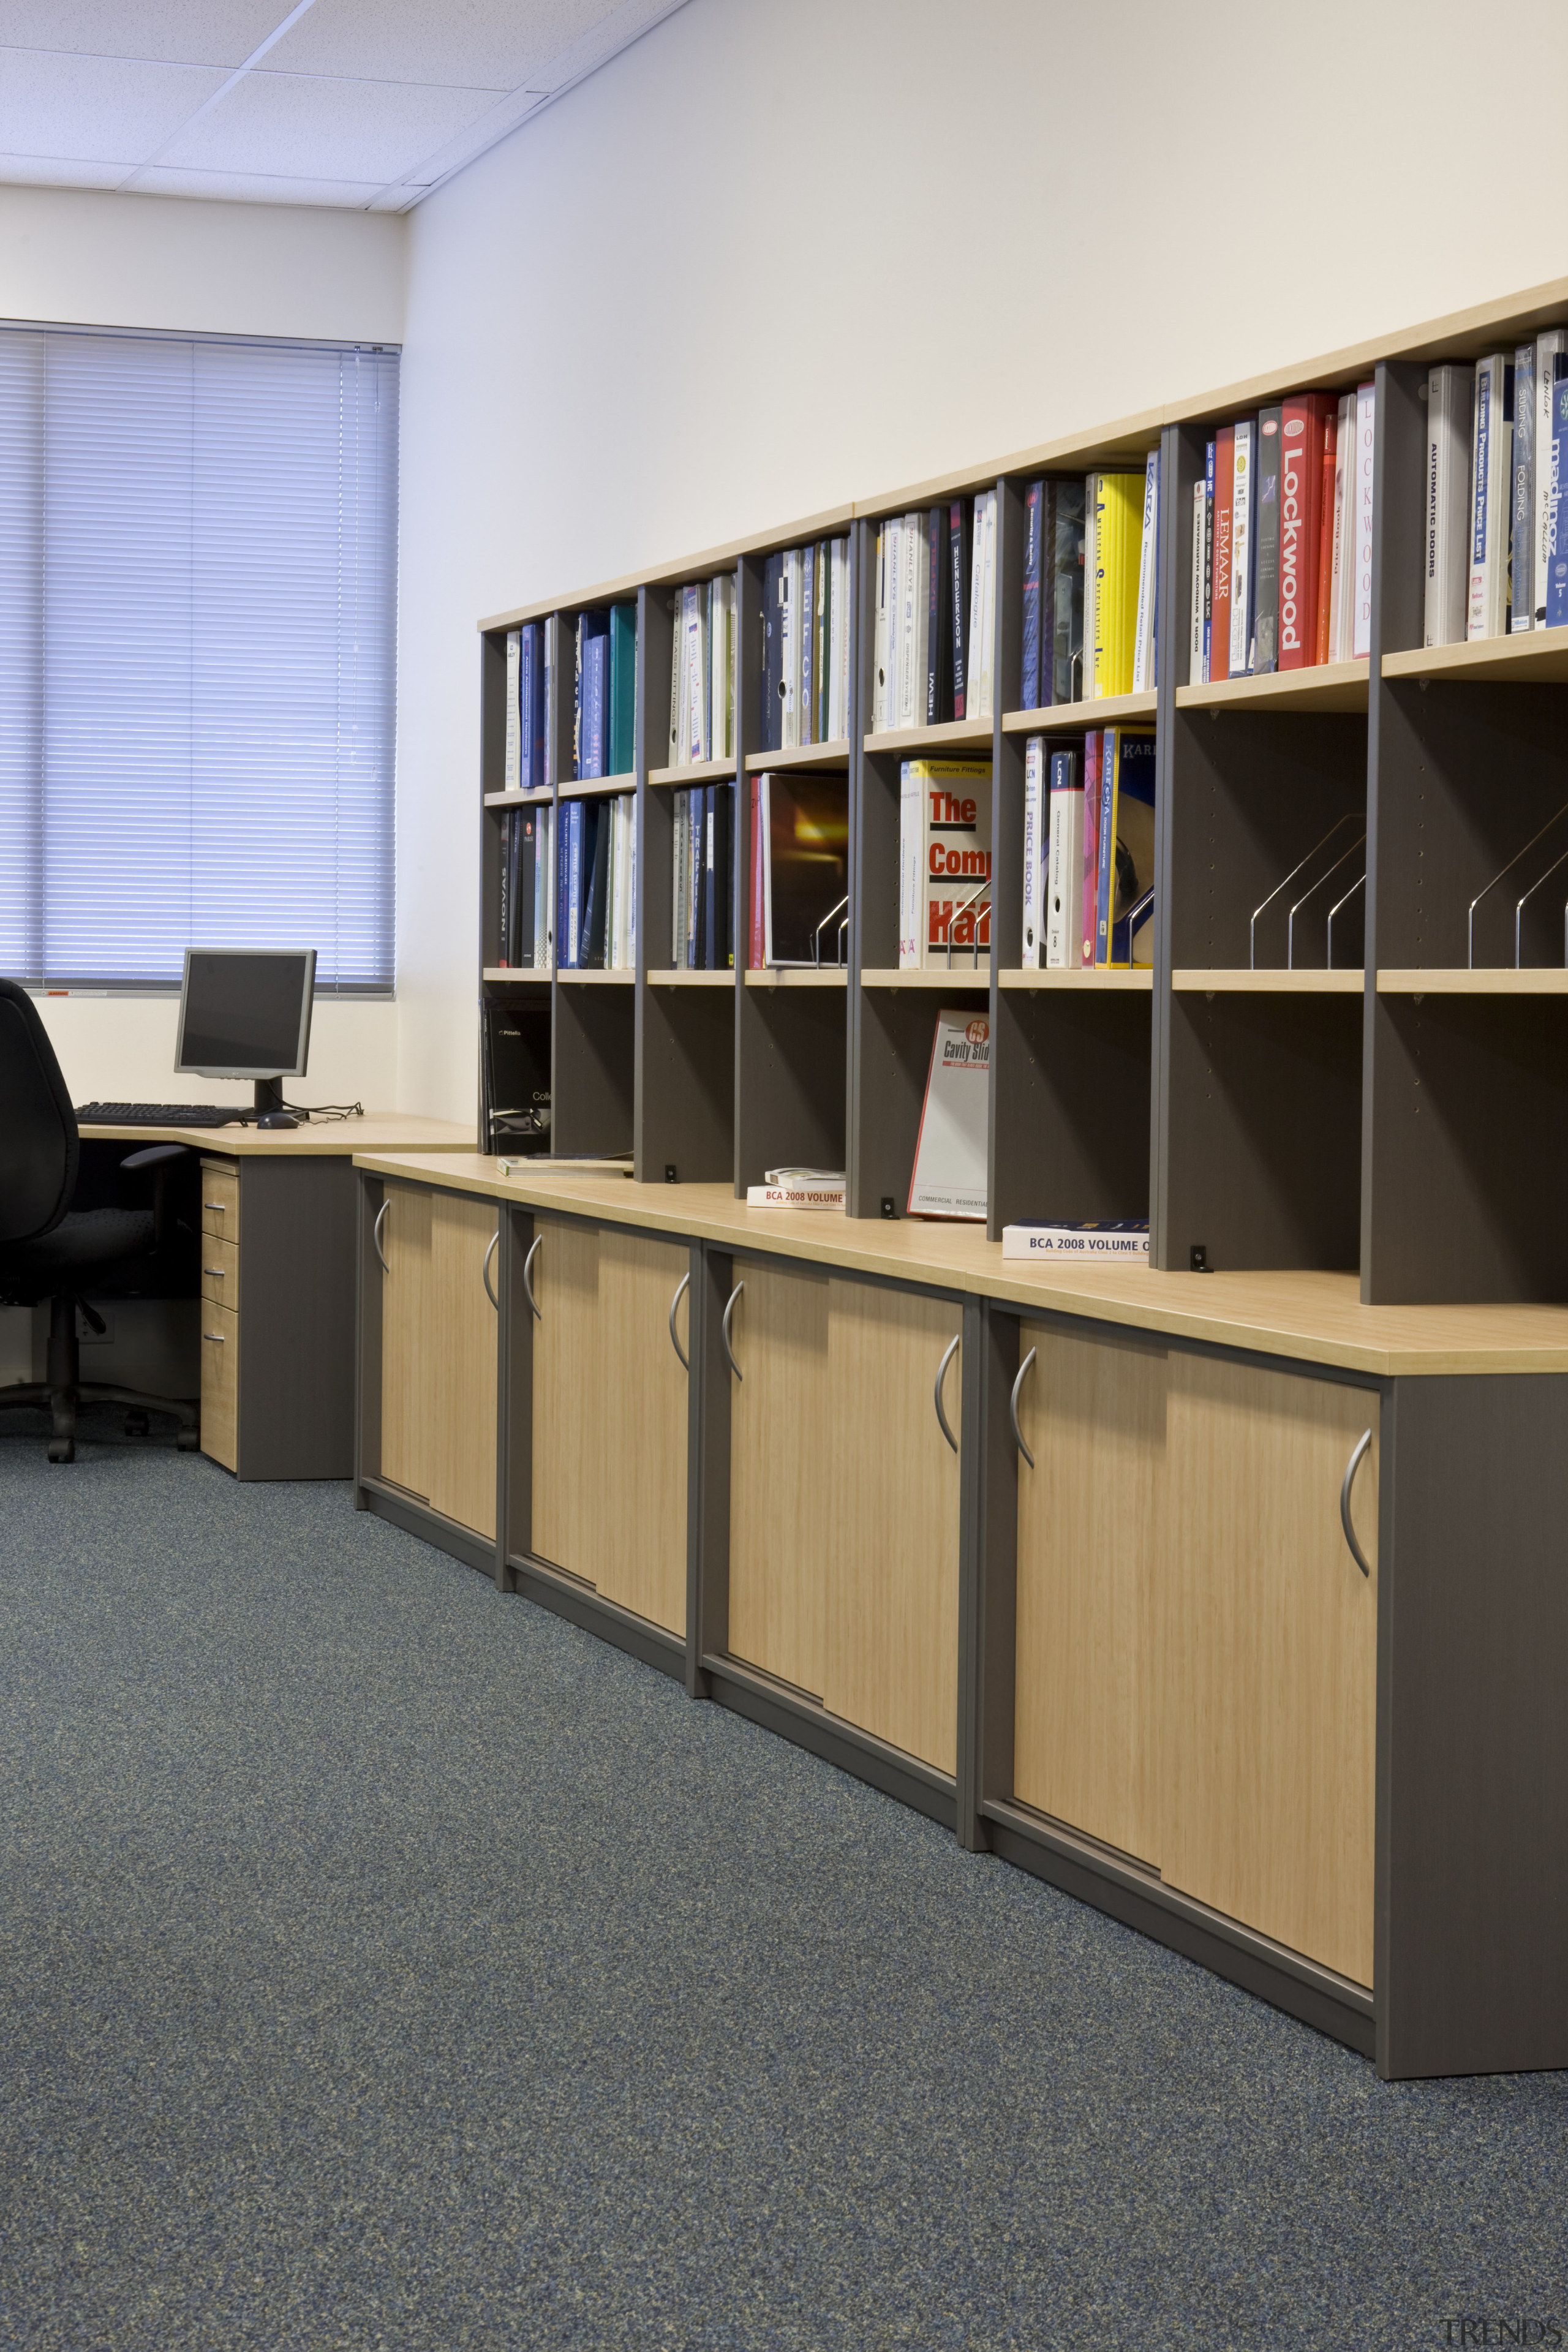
[176,951,315,1076]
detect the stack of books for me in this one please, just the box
[1425,337,1568,643]
[573,604,636,779]
[503,618,552,791]
[668,576,737,764]
[497,804,554,970]
[1019,730,1155,971]
[760,539,851,753]
[871,497,995,731]
[1189,386,1375,682]
[671,783,734,970]
[557,796,636,970]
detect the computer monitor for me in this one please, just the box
[175,949,316,1126]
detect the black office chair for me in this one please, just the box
[0,978,200,1463]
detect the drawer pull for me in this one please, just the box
[522,1233,543,1320]
[372,1198,390,1274]
[202,1331,225,1344]
[720,1281,744,1381]
[202,1200,228,1213]
[202,1265,225,1280]
[933,1333,960,1455]
[1340,1428,1373,1579]
[481,1229,500,1310]
[668,1270,690,1371]
[1009,1347,1036,1469]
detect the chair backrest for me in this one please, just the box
[0,979,78,1245]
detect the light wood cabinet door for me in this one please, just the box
[529,1217,688,1636]
[823,1280,963,1776]
[1013,1324,1167,1869]
[594,1229,689,1635]
[379,1182,432,1501]
[426,1191,499,1540]
[530,1216,601,1580]
[727,1257,832,1698]
[1161,1354,1379,1988]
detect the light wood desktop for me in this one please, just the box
[78,1114,474,1480]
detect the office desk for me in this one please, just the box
[80,1116,474,1479]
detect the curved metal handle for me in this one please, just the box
[933,1333,960,1453]
[1009,1346,1036,1469]
[668,1270,690,1371]
[721,1281,744,1381]
[202,1330,225,1344]
[1340,1428,1373,1578]
[481,1229,499,1310]
[522,1232,543,1321]
[372,1197,390,1275]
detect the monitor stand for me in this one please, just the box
[253,1076,298,1132]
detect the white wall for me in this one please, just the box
[0,184,405,1109]
[394,0,1568,1121]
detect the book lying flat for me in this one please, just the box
[1002,1219,1149,1261]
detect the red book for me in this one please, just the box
[1314,402,1339,665]
[748,774,765,967]
[1209,425,1235,682]
[1279,392,1330,669]
[1081,731,1101,967]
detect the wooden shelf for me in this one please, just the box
[745,967,848,988]
[648,758,737,787]
[483,787,554,808]
[864,715,992,757]
[999,967,1152,991]
[1376,968,1568,995]
[1172,968,1364,994]
[1176,660,1369,716]
[861,966,991,990]
[481,967,551,983]
[646,968,736,986]
[743,739,851,772]
[557,968,634,984]
[1381,631,1568,687]
[1002,692,1156,735]
[559,771,636,800]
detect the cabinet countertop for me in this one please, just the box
[351,1155,1568,1379]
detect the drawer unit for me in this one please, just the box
[200,1299,239,1472]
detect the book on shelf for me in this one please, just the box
[535,803,554,968]
[1280,393,1330,672]
[745,1167,846,1211]
[1533,331,1568,626]
[671,783,736,969]
[1252,409,1280,674]
[1001,1219,1149,1262]
[602,793,635,972]
[1080,730,1101,966]
[1424,364,1474,648]
[949,498,971,718]
[1020,480,1043,712]
[1132,448,1161,692]
[1092,729,1156,968]
[898,758,992,970]
[481,995,551,1155]
[750,770,849,966]
[1351,379,1376,658]
[908,1008,989,1220]
[1511,342,1536,636]
[1020,734,1046,967]
[503,620,548,793]
[1209,430,1234,684]
[609,603,635,774]
[1228,421,1253,684]
[504,630,520,791]
[497,804,546,968]
[579,797,610,965]
[1466,353,1514,642]
[1547,377,1568,628]
[1046,747,1084,971]
[1046,480,1086,704]
[574,609,609,780]
[758,537,848,753]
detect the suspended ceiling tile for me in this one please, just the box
[263,0,617,91]
[0,149,135,188]
[0,1,285,67]
[134,164,388,207]
[0,48,227,158]
[158,66,507,183]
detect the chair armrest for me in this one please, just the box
[119,1143,190,1172]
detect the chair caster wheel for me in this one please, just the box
[176,1429,201,1453]
[124,1411,149,1439]
[47,1438,75,1463]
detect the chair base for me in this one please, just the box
[0,1379,200,1463]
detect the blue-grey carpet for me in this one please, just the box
[0,1407,1564,2351]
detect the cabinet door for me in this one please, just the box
[379,1183,432,1500]
[1013,1324,1166,1868]
[727,1258,832,1698]
[593,1229,688,1635]
[823,1281,962,1775]
[1161,1354,1379,1987]
[426,1191,499,1540]
[530,1216,601,1580]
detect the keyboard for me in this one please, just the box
[75,1102,241,1129]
